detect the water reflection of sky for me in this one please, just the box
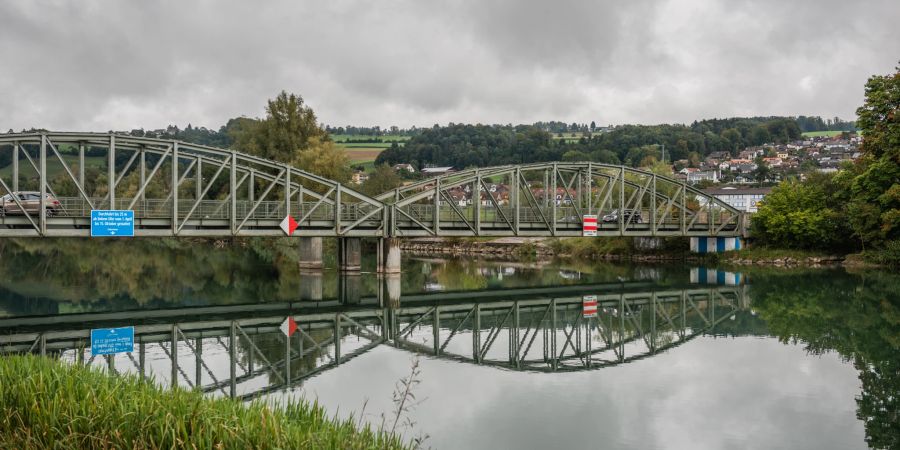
[286,337,864,450]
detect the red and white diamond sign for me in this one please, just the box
[280,216,299,236]
[583,295,598,318]
[583,215,597,237]
[280,316,298,337]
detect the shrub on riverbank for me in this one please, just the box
[0,355,408,450]
[864,240,900,267]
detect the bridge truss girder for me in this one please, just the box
[378,162,746,237]
[0,133,386,237]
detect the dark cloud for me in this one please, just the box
[1,0,898,131]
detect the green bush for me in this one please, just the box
[865,240,900,267]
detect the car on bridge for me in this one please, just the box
[0,192,62,217]
[601,209,642,224]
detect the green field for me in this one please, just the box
[331,135,410,167]
[0,154,106,180]
[331,134,410,143]
[552,132,601,142]
[801,130,845,138]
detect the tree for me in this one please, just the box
[359,164,401,196]
[232,91,329,163]
[843,62,900,248]
[293,136,351,183]
[753,157,770,185]
[751,173,851,251]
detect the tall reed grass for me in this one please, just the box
[0,355,409,449]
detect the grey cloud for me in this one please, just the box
[0,0,898,131]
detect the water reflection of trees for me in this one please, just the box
[750,269,899,450]
[0,238,328,307]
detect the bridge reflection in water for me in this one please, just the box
[0,281,747,401]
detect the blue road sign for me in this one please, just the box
[91,210,134,237]
[90,326,135,355]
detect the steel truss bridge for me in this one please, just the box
[1,283,747,400]
[0,133,745,238]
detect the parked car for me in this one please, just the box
[601,209,642,224]
[0,191,61,216]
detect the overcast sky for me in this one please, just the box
[1,0,898,132]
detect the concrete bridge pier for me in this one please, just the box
[338,238,362,272]
[376,238,402,274]
[298,237,323,270]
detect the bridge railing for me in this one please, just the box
[397,204,739,230]
[54,197,382,224]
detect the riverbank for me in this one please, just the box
[0,355,408,450]
[400,237,861,267]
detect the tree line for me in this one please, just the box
[373,117,805,170]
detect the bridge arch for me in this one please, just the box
[0,132,386,237]
[377,162,745,237]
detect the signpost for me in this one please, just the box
[280,216,298,236]
[91,210,135,237]
[582,295,598,318]
[582,215,597,237]
[90,326,135,355]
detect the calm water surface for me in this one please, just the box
[0,239,896,450]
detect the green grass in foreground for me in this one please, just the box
[801,130,845,138]
[0,355,409,450]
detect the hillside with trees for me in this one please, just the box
[375,117,803,170]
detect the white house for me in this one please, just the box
[687,170,719,185]
[701,187,772,213]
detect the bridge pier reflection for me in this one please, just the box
[298,270,324,301]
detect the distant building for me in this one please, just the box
[701,187,772,213]
[392,163,416,173]
[421,166,454,177]
[687,170,719,185]
[351,171,369,184]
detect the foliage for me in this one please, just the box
[751,173,851,251]
[232,91,330,164]
[840,63,900,249]
[864,239,900,267]
[0,355,409,449]
[374,117,802,171]
[360,164,402,196]
[293,136,352,183]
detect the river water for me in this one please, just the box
[0,239,896,450]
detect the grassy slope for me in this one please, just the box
[801,130,844,138]
[0,155,106,180]
[0,355,408,450]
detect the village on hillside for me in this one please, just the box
[351,132,861,215]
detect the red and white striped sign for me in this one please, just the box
[583,295,598,317]
[583,215,598,237]
[280,216,299,236]
[280,316,298,337]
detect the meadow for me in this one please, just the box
[801,130,845,138]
